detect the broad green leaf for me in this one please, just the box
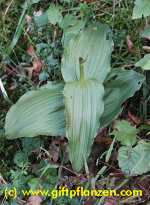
[80,3,91,17]
[141,26,150,38]
[31,0,41,3]
[28,178,41,190]
[62,23,112,171]
[118,141,150,176]
[14,151,28,168]
[34,12,48,27]
[132,0,150,19]
[64,79,104,171]
[100,68,144,128]
[112,120,137,146]
[5,83,65,139]
[5,69,144,141]
[62,18,86,46]
[22,138,43,154]
[61,23,113,82]
[60,15,86,45]
[47,4,63,25]
[62,0,71,2]
[135,54,150,70]
[60,15,78,30]
[35,4,63,28]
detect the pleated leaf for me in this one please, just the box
[135,54,150,70]
[5,83,65,139]
[100,68,145,128]
[61,23,113,82]
[64,80,104,171]
[5,69,144,141]
[62,22,113,171]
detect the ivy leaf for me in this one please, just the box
[132,0,150,19]
[118,141,150,176]
[135,54,150,70]
[48,4,63,25]
[112,120,137,146]
[5,83,65,139]
[34,12,48,27]
[14,151,28,168]
[22,138,43,154]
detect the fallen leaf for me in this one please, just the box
[128,111,141,125]
[143,36,150,41]
[143,46,150,52]
[95,135,112,146]
[26,15,32,24]
[24,66,34,79]
[33,58,43,73]
[85,197,96,205]
[28,196,42,205]
[49,140,61,162]
[25,46,43,79]
[24,59,42,79]
[0,174,7,185]
[104,197,118,205]
[109,171,125,177]
[146,120,150,125]
[126,35,134,52]
[95,128,112,146]
[25,15,32,33]
[9,84,17,91]
[27,45,37,59]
